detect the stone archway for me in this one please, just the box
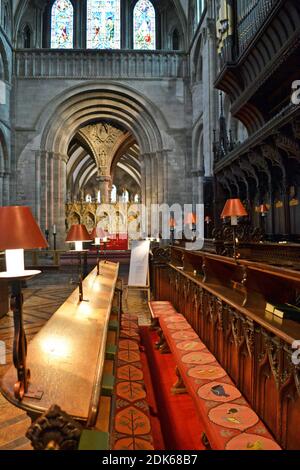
[16,82,171,247]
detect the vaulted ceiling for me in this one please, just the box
[67,121,141,199]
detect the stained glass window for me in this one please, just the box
[86,0,120,49]
[51,0,74,49]
[133,0,156,50]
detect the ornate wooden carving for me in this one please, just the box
[152,246,171,264]
[26,404,83,450]
[151,248,300,448]
[241,318,254,357]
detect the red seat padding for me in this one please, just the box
[159,315,281,450]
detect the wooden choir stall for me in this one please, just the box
[150,246,300,450]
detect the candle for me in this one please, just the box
[53,224,56,234]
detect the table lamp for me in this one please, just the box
[184,212,196,241]
[66,224,91,301]
[221,198,248,260]
[169,218,176,245]
[0,206,48,400]
[258,204,268,236]
[90,226,106,275]
[102,232,110,263]
[205,216,212,238]
[259,204,268,217]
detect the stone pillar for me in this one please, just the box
[156,151,165,205]
[53,154,67,248]
[140,154,146,206]
[144,153,152,235]
[98,176,111,203]
[150,152,158,205]
[203,19,218,177]
[39,150,49,234]
[2,171,10,205]
[192,169,204,206]
[0,172,3,205]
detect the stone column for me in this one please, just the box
[0,172,3,205]
[2,171,10,205]
[156,151,165,205]
[192,169,204,206]
[52,154,67,248]
[203,19,218,177]
[98,176,111,203]
[39,150,49,234]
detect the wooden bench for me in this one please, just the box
[158,311,281,450]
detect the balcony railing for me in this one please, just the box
[14,49,188,80]
[237,0,281,54]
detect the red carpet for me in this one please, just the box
[140,326,206,451]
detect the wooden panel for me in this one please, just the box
[0,261,119,425]
[150,247,300,449]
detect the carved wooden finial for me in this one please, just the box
[26,404,83,450]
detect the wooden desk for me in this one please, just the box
[0,261,119,426]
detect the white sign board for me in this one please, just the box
[128,240,150,287]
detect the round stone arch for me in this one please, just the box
[18,82,172,246]
[38,82,168,156]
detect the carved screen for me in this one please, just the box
[133,0,156,50]
[51,0,74,49]
[86,0,121,49]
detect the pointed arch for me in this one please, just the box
[133,0,156,50]
[51,0,74,49]
[172,29,180,50]
[23,24,32,48]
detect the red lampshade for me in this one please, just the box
[90,228,97,239]
[220,199,248,218]
[169,218,176,228]
[0,206,48,250]
[66,224,91,242]
[259,204,268,214]
[90,226,106,238]
[184,213,196,224]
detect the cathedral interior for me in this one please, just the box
[0,0,300,455]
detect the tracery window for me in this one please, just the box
[133,0,156,50]
[86,0,121,49]
[51,0,74,49]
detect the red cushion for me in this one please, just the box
[159,316,281,450]
[148,301,178,319]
